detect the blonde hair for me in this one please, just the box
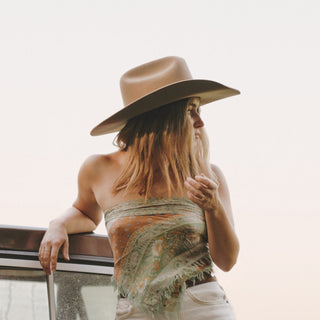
[113,98,214,198]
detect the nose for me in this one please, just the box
[193,113,204,128]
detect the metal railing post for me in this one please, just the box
[46,273,56,320]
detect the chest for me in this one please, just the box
[92,173,188,212]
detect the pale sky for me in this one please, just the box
[1,1,319,319]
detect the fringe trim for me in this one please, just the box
[113,257,214,319]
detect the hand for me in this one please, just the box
[38,222,70,275]
[184,174,221,212]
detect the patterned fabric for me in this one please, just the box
[104,197,214,318]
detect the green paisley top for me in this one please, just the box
[104,197,214,317]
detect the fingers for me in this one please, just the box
[184,174,220,210]
[184,177,205,200]
[39,239,70,274]
[184,175,217,197]
[50,245,60,273]
[62,239,70,262]
[186,190,203,207]
[39,243,52,275]
[194,174,219,190]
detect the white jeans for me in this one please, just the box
[115,281,236,320]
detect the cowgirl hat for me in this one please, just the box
[90,56,240,136]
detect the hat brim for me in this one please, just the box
[90,79,240,136]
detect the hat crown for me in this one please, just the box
[120,56,193,106]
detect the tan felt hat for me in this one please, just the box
[90,56,240,136]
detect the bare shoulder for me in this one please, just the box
[210,164,229,186]
[80,153,113,170]
[210,164,235,225]
[74,151,124,216]
[79,152,122,180]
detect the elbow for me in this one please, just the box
[218,258,237,272]
[212,245,240,272]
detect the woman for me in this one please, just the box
[39,56,240,319]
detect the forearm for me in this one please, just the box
[205,204,240,272]
[50,206,98,234]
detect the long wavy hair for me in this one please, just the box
[112,98,214,198]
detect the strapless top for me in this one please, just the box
[104,197,214,317]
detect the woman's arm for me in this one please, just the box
[39,155,103,274]
[184,164,240,271]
